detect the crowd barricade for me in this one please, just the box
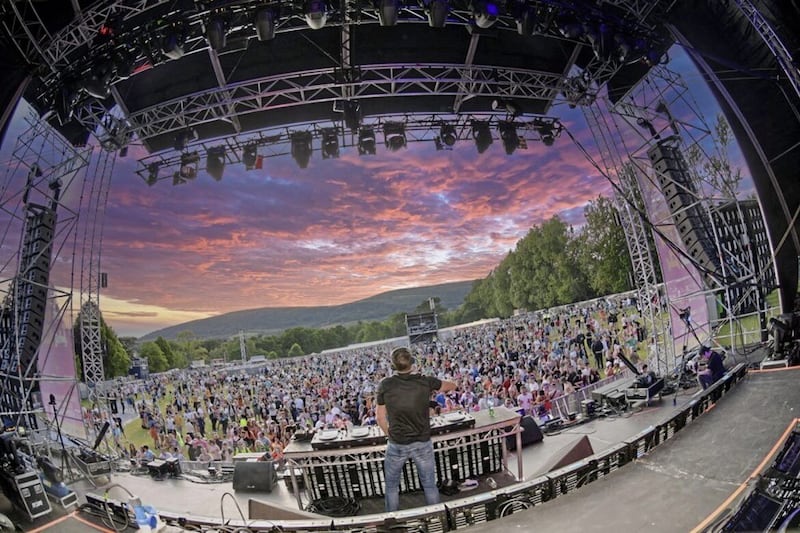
[548,370,632,421]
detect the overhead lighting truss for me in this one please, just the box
[136,113,564,184]
[76,64,571,148]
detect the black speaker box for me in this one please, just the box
[233,460,277,492]
[506,415,544,451]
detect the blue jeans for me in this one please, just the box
[384,439,439,512]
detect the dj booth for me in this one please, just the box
[284,407,522,508]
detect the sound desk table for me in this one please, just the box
[284,407,522,509]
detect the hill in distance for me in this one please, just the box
[139,280,476,341]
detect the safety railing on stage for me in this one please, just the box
[85,364,747,532]
[549,370,632,420]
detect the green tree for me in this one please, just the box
[509,216,589,310]
[103,323,131,377]
[288,343,304,357]
[139,341,168,373]
[575,196,633,296]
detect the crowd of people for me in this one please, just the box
[89,295,649,467]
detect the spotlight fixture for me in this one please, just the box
[254,8,276,41]
[472,0,498,29]
[321,128,340,159]
[206,146,226,181]
[290,131,313,168]
[178,152,200,181]
[305,0,328,30]
[82,59,114,99]
[173,129,197,152]
[242,143,258,169]
[515,5,539,36]
[491,98,522,117]
[558,19,584,40]
[614,33,632,62]
[161,29,185,60]
[358,127,376,155]
[342,100,361,130]
[426,0,448,27]
[54,82,79,125]
[440,124,457,147]
[205,16,227,51]
[533,119,560,147]
[498,121,519,155]
[378,0,400,26]
[112,48,135,80]
[471,120,493,154]
[146,163,160,186]
[383,122,407,151]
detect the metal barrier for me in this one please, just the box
[549,370,632,420]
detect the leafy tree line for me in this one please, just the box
[78,195,636,378]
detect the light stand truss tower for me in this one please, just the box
[0,111,91,435]
[610,66,775,359]
[583,100,671,374]
[78,148,116,414]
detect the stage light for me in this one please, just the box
[498,121,519,155]
[290,131,313,168]
[112,48,135,80]
[472,0,498,29]
[383,122,407,151]
[81,58,115,99]
[471,120,493,154]
[534,119,558,146]
[305,0,327,30]
[206,17,227,51]
[342,100,361,130]
[53,83,79,125]
[173,129,197,152]
[558,19,584,40]
[161,30,184,60]
[440,124,456,147]
[614,33,632,62]
[378,0,400,26]
[206,146,226,181]
[426,0,448,27]
[254,8,276,41]
[358,127,376,155]
[242,143,258,169]
[492,98,522,117]
[516,6,539,36]
[181,152,199,176]
[146,163,160,186]
[321,128,339,159]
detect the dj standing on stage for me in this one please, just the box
[377,347,456,512]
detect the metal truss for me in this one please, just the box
[136,111,565,182]
[582,100,671,374]
[112,64,568,145]
[609,65,775,358]
[732,0,800,100]
[0,112,91,434]
[77,149,116,409]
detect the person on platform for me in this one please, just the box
[698,345,725,389]
[376,347,456,512]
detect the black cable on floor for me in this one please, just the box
[306,496,361,517]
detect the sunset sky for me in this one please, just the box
[1,47,735,338]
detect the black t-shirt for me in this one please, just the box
[377,373,441,444]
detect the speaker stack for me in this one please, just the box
[648,139,721,286]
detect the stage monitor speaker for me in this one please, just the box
[233,460,276,492]
[534,435,595,476]
[506,415,544,451]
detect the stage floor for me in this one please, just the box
[8,358,796,532]
[471,366,800,532]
